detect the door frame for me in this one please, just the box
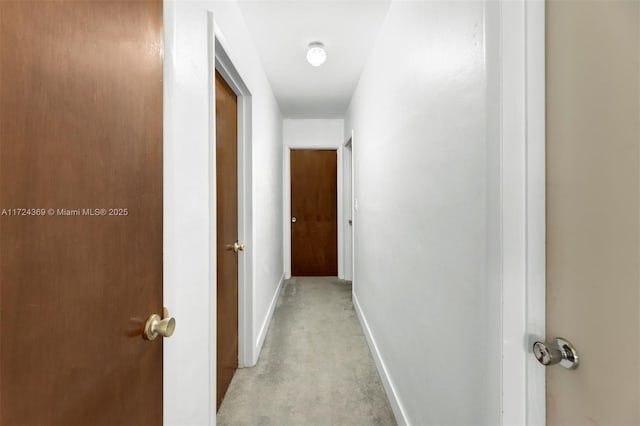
[211,18,254,371]
[284,145,343,279]
[499,0,545,424]
[164,12,255,423]
[343,133,354,282]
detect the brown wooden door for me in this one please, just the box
[291,150,338,276]
[215,71,239,410]
[546,0,640,423]
[0,1,163,424]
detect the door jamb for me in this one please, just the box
[499,1,545,424]
[344,132,354,282]
[284,145,343,278]
[212,19,254,371]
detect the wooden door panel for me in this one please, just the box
[546,1,640,423]
[215,71,238,410]
[291,150,337,276]
[0,1,163,424]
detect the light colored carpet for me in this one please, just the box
[217,277,396,426]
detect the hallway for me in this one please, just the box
[217,278,395,426]
[3,0,638,424]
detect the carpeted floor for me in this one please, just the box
[217,277,396,426]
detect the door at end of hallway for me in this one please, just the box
[290,149,338,277]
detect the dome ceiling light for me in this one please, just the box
[306,42,327,67]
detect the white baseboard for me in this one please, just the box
[252,274,285,365]
[353,292,410,426]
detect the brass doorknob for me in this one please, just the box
[144,313,176,340]
[232,241,245,253]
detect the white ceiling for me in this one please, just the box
[238,0,391,117]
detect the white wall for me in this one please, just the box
[282,119,344,279]
[164,1,283,424]
[345,2,501,425]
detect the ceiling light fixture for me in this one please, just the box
[306,42,326,67]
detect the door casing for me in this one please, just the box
[499,1,546,424]
[284,144,344,279]
[163,11,255,425]
[343,133,354,282]
[214,32,254,370]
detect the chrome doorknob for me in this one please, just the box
[232,241,245,253]
[144,313,176,340]
[291,217,297,223]
[533,337,579,369]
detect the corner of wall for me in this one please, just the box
[252,274,285,366]
[352,291,410,426]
